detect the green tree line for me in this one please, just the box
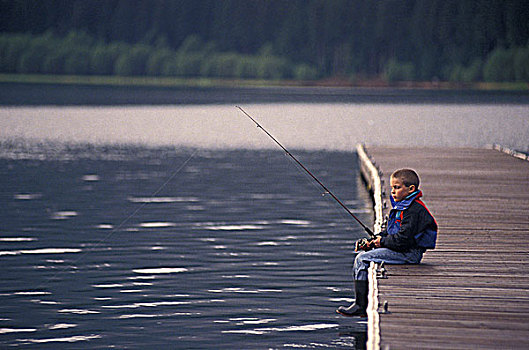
[1,0,529,82]
[0,31,319,80]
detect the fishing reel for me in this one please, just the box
[355,237,378,252]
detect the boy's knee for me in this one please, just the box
[355,250,373,264]
[354,250,367,261]
[353,251,371,271]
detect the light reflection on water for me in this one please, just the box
[1,103,528,151]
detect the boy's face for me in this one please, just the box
[390,176,416,202]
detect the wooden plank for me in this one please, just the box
[364,147,529,350]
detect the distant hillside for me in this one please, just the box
[1,0,529,82]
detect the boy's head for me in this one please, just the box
[390,168,420,202]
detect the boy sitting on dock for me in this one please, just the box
[337,168,437,317]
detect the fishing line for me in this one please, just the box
[91,148,200,244]
[287,151,362,229]
[35,148,200,291]
[237,106,374,237]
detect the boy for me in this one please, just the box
[337,168,437,317]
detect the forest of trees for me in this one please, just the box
[1,0,529,82]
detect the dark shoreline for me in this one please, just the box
[2,81,529,106]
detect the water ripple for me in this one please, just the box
[13,193,42,200]
[138,222,176,228]
[58,309,100,315]
[132,267,188,274]
[0,328,37,334]
[222,323,339,335]
[0,236,36,242]
[128,196,199,203]
[203,224,265,231]
[18,334,101,344]
[0,248,81,256]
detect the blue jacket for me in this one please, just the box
[380,190,438,251]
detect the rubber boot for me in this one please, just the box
[336,280,368,317]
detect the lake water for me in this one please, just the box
[0,145,370,349]
[0,84,528,348]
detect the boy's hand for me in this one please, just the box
[355,236,382,252]
[354,238,369,251]
[355,237,381,252]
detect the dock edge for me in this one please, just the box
[356,144,383,350]
[491,144,529,161]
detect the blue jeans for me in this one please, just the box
[353,248,425,280]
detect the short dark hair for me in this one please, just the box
[391,168,420,188]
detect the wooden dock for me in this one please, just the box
[358,146,529,349]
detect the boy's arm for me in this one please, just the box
[379,209,418,251]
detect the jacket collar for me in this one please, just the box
[390,190,422,210]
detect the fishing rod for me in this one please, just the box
[236,106,374,237]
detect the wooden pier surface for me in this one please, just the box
[364,147,529,349]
